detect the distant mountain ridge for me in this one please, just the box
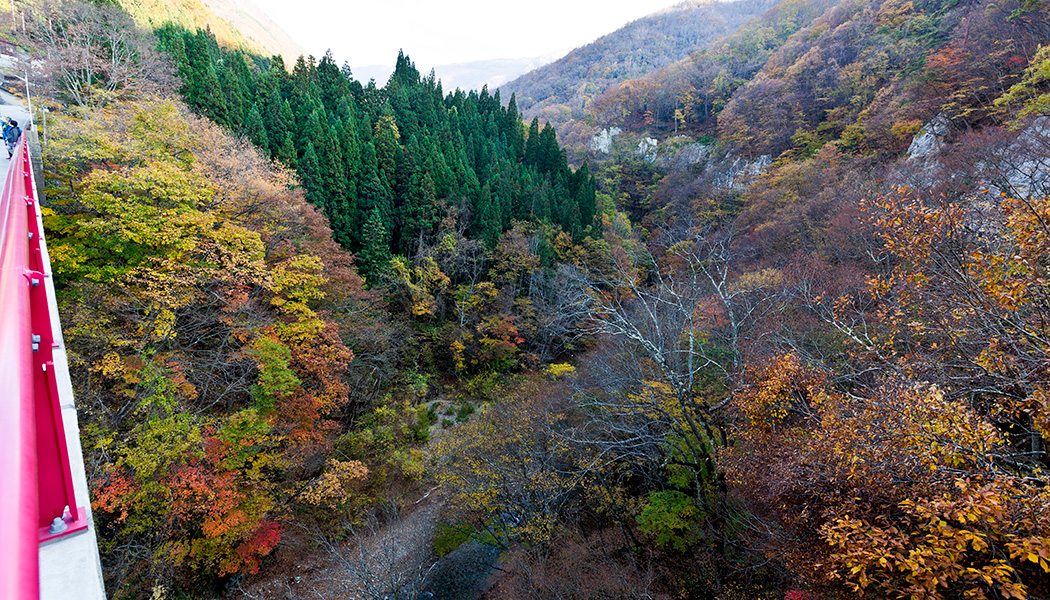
[349,51,566,96]
[430,51,567,94]
[500,0,776,155]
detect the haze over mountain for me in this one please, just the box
[247,0,688,68]
[352,50,566,94]
[500,0,776,155]
[116,0,304,62]
[199,0,305,62]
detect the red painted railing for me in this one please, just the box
[0,135,87,600]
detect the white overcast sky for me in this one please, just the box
[250,0,685,68]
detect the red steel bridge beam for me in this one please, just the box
[0,135,88,600]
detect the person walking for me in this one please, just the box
[5,119,21,158]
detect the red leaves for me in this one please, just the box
[91,469,138,524]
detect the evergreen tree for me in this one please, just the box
[373,115,401,185]
[341,113,361,205]
[262,88,290,156]
[316,121,346,204]
[474,183,501,248]
[316,50,349,114]
[420,143,447,199]
[220,64,246,128]
[244,104,270,150]
[357,207,392,283]
[298,142,324,208]
[504,93,525,162]
[277,132,297,169]
[182,32,229,124]
[524,117,541,167]
[572,163,598,237]
[153,40,597,263]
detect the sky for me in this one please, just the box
[250,0,686,69]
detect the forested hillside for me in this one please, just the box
[594,0,1048,157]
[496,0,1050,597]
[9,0,1050,597]
[500,0,774,157]
[154,27,597,281]
[8,0,614,595]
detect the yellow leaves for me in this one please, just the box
[97,351,129,379]
[373,114,401,141]
[85,159,213,210]
[268,255,327,320]
[627,381,683,420]
[895,386,1005,471]
[391,255,450,317]
[391,448,427,480]
[138,306,177,341]
[731,267,784,293]
[49,96,369,583]
[451,339,467,372]
[821,478,1050,600]
[1023,388,1050,443]
[433,388,580,547]
[545,363,576,379]
[996,44,1050,120]
[809,382,1007,490]
[734,353,825,438]
[1008,538,1050,574]
[300,459,369,510]
[47,242,86,277]
[459,281,499,308]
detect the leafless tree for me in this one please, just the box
[303,502,437,600]
[25,1,173,107]
[524,262,595,361]
[567,221,787,502]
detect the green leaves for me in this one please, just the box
[636,490,705,552]
[247,336,301,414]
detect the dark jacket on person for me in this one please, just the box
[4,124,21,144]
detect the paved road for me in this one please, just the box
[0,86,31,169]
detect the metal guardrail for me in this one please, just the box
[0,135,88,600]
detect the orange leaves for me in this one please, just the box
[764,186,1050,598]
[733,353,826,438]
[91,469,138,525]
[1008,537,1050,574]
[724,352,1048,598]
[812,384,1005,489]
[859,187,1050,427]
[822,479,1049,600]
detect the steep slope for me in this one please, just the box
[199,0,304,62]
[499,0,775,155]
[598,0,1048,161]
[117,0,303,61]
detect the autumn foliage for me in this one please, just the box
[724,183,1050,599]
[24,0,1050,597]
[44,99,370,596]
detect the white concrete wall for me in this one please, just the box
[21,143,107,600]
